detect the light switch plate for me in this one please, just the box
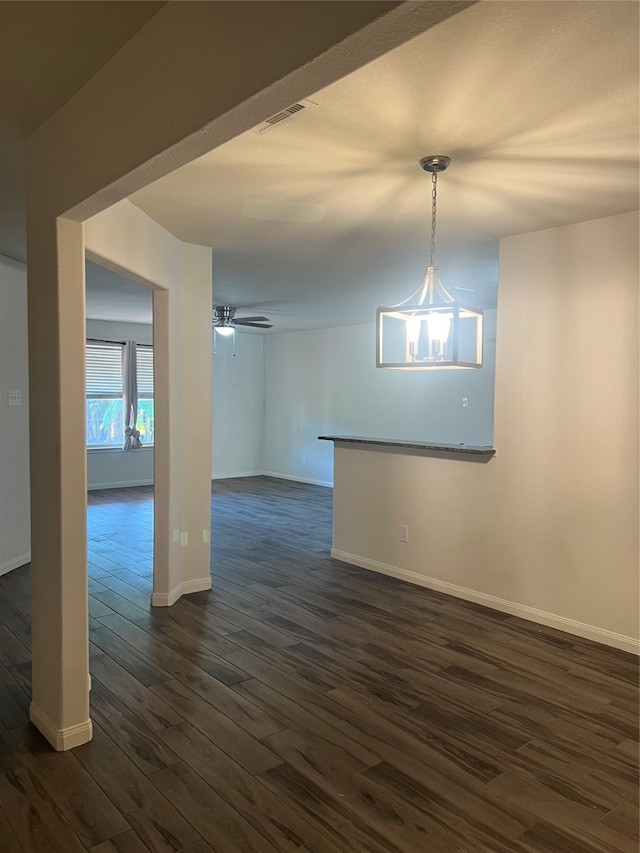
[8,390,21,406]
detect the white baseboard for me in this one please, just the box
[88,478,154,491]
[331,549,640,656]
[0,552,31,576]
[262,470,333,488]
[30,703,93,751]
[212,470,263,480]
[151,575,212,607]
[212,471,333,487]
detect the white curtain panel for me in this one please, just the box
[123,341,142,450]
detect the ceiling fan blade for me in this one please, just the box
[232,316,270,323]
[234,321,273,328]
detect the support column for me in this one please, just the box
[27,215,91,750]
[151,244,212,606]
[175,244,213,595]
[151,287,182,604]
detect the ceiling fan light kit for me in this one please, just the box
[215,326,234,337]
[376,156,483,370]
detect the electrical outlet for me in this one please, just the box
[180,532,188,546]
[400,524,409,543]
[462,397,469,408]
[302,455,307,464]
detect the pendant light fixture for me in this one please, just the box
[376,156,483,369]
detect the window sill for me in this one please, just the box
[87,446,155,453]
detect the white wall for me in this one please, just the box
[212,331,264,479]
[87,318,153,345]
[85,201,214,605]
[85,318,154,490]
[0,256,30,574]
[331,212,639,652]
[264,313,496,486]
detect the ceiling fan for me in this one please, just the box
[212,306,273,335]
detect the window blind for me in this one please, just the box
[86,342,123,397]
[136,347,154,397]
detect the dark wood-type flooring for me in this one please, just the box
[0,476,638,852]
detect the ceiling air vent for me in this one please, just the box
[253,99,317,134]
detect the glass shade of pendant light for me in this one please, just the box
[376,156,483,369]
[215,325,234,337]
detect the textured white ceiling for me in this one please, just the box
[92,1,638,332]
[0,1,165,264]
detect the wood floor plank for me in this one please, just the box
[0,600,30,635]
[0,767,87,853]
[158,722,344,853]
[200,599,299,650]
[488,695,629,755]
[486,772,638,853]
[226,648,516,784]
[600,800,640,842]
[91,590,158,630]
[516,738,638,807]
[149,680,281,776]
[515,821,624,853]
[225,641,342,694]
[91,627,174,687]
[0,663,29,729]
[89,679,182,775]
[614,738,639,764]
[0,810,23,853]
[0,721,21,773]
[108,569,153,595]
[149,762,281,853]
[150,663,285,740]
[0,624,31,666]
[362,759,536,853]
[11,732,131,848]
[74,726,200,853]
[232,676,380,769]
[263,727,460,853]
[98,612,249,686]
[7,660,31,698]
[90,654,183,732]
[327,686,504,784]
[90,829,154,852]
[178,840,217,853]
[259,762,404,853]
[161,598,241,638]
[145,622,249,683]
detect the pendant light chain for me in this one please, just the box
[429,169,438,266]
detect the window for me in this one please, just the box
[86,342,124,447]
[136,346,155,445]
[86,341,154,448]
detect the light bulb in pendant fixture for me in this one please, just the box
[425,311,451,343]
[406,315,422,343]
[215,326,234,337]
